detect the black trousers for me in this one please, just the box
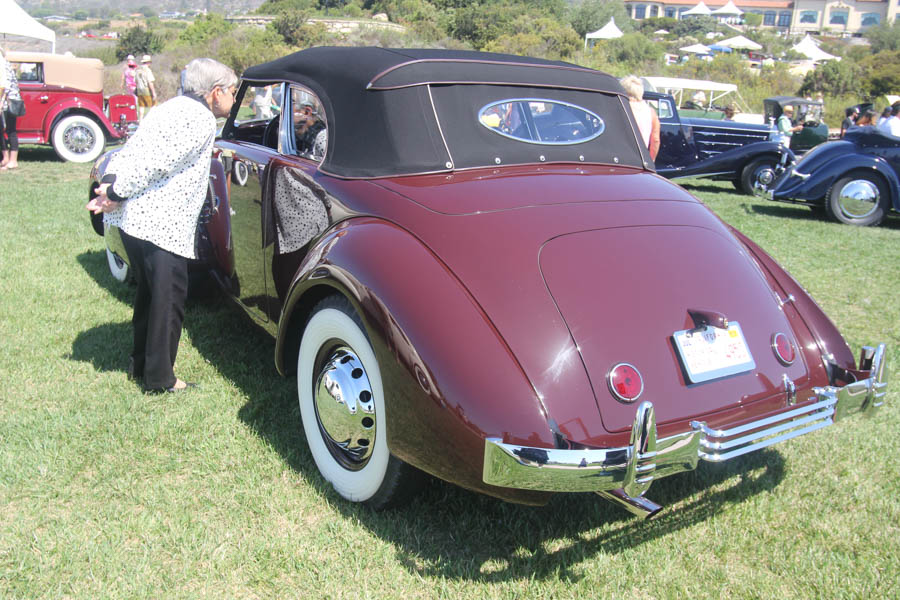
[0,112,18,151]
[120,230,188,389]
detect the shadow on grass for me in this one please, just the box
[18,145,66,163]
[75,252,790,583]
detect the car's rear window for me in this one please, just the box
[478,99,604,145]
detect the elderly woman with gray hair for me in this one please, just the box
[619,75,660,161]
[87,58,238,393]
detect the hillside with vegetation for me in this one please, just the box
[22,0,900,126]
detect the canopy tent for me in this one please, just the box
[679,43,712,55]
[654,29,669,35]
[585,17,623,42]
[0,0,55,52]
[682,2,712,16]
[792,35,837,62]
[641,76,751,113]
[711,0,743,16]
[719,35,762,50]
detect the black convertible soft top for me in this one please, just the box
[235,47,646,178]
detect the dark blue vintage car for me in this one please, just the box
[769,126,900,226]
[645,91,793,194]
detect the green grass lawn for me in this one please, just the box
[1,147,898,598]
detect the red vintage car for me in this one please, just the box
[89,47,888,518]
[8,51,137,162]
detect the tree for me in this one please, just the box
[178,14,234,45]
[271,12,330,47]
[569,0,631,38]
[483,15,581,59]
[799,58,864,98]
[860,50,900,98]
[865,21,900,54]
[115,26,164,61]
[589,32,662,76]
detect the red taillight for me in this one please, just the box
[772,333,795,365]
[608,363,644,403]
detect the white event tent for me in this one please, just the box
[682,2,712,16]
[792,35,838,61]
[711,1,743,17]
[0,0,56,52]
[679,43,712,55]
[719,35,762,51]
[585,17,623,42]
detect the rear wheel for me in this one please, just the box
[825,172,889,226]
[740,157,778,195]
[297,296,421,509]
[52,115,106,163]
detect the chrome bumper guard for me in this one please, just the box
[484,344,887,504]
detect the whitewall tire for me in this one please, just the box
[52,115,106,163]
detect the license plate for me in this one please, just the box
[673,322,756,384]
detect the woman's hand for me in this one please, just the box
[85,184,119,214]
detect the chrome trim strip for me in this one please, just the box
[483,343,887,494]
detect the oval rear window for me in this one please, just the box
[478,99,605,145]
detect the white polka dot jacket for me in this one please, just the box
[102,94,217,259]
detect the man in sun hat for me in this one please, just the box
[135,54,157,119]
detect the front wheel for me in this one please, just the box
[740,157,778,195]
[106,248,130,283]
[52,115,106,163]
[825,172,890,226]
[297,296,421,509]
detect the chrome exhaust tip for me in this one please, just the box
[596,488,662,519]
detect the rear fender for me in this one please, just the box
[729,227,857,382]
[779,153,900,206]
[276,218,553,503]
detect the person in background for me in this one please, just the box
[877,107,891,128]
[723,104,737,121]
[877,103,900,137]
[777,105,802,146]
[840,106,858,138]
[620,75,660,160]
[121,54,137,94]
[0,47,21,171]
[86,58,238,393]
[135,54,157,120]
[854,109,877,128]
[252,86,277,120]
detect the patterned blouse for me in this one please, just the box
[102,94,216,259]
[0,56,22,111]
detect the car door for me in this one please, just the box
[9,59,48,142]
[215,83,331,331]
[647,94,696,170]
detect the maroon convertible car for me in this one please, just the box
[89,47,887,518]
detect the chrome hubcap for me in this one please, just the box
[837,180,879,219]
[64,124,94,154]
[754,166,776,190]
[314,347,376,470]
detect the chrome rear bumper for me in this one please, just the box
[484,344,887,511]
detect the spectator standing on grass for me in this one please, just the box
[777,105,802,146]
[620,75,660,160]
[86,58,238,393]
[0,47,22,171]
[135,54,157,120]
[840,106,858,138]
[121,54,137,94]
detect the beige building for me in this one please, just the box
[623,0,899,35]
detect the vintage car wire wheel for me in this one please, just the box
[297,296,420,509]
[826,172,889,226]
[740,157,778,195]
[51,115,106,163]
[105,248,130,283]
